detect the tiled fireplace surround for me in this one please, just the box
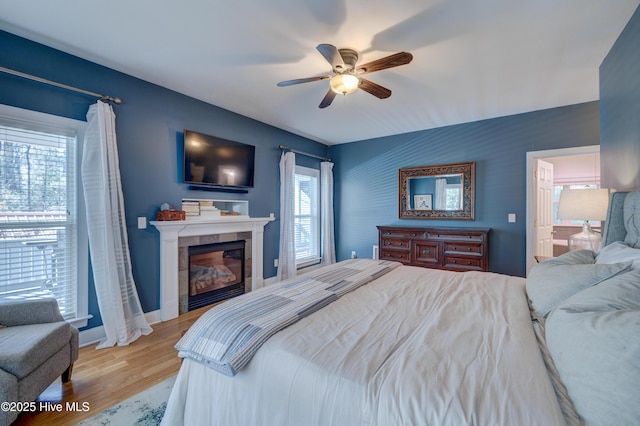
[178,231,252,314]
[151,216,274,321]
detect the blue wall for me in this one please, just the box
[600,4,640,190]
[329,102,600,277]
[0,30,328,329]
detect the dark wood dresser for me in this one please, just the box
[377,226,490,272]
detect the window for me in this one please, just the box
[0,104,88,326]
[294,166,320,267]
[445,183,462,210]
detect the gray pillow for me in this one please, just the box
[526,250,631,317]
[546,270,640,426]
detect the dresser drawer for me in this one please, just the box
[443,255,483,271]
[426,232,485,242]
[380,229,426,239]
[380,238,411,250]
[412,242,440,266]
[380,250,411,263]
[443,242,483,255]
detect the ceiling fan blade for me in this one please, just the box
[357,52,413,74]
[317,44,345,69]
[358,78,392,99]
[277,76,329,87]
[319,89,337,109]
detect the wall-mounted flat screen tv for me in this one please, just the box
[183,129,255,188]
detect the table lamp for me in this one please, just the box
[556,188,609,252]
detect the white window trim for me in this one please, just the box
[0,104,90,328]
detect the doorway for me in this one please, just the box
[525,145,601,274]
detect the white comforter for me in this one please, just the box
[162,266,566,426]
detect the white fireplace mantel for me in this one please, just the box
[151,216,274,321]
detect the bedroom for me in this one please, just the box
[1,0,639,425]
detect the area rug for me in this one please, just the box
[75,376,175,425]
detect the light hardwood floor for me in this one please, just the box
[13,307,208,426]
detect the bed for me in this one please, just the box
[161,191,640,426]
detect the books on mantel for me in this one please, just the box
[182,200,225,218]
[200,206,221,217]
[181,200,200,216]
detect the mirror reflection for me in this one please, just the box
[399,162,475,220]
[407,174,463,211]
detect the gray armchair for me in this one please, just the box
[0,298,79,426]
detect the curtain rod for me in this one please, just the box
[279,144,331,162]
[0,66,122,104]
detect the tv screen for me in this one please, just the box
[183,130,255,188]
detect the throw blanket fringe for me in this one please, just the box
[176,259,401,376]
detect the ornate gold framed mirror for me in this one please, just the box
[399,162,475,220]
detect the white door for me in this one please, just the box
[534,159,554,258]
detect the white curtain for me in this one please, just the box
[82,101,152,349]
[320,161,336,265]
[435,178,447,210]
[277,151,296,280]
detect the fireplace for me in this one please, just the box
[151,214,274,321]
[188,240,245,311]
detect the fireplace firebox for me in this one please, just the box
[188,240,245,311]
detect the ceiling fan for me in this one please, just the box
[277,44,413,108]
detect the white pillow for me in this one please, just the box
[596,241,640,269]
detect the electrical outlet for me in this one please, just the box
[274,259,279,268]
[508,213,516,223]
[351,251,357,259]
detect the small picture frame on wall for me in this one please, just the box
[414,194,433,210]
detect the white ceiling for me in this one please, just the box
[546,153,601,183]
[1,0,638,145]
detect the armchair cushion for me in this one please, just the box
[0,322,72,379]
[0,298,64,326]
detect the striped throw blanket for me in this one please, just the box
[175,259,400,376]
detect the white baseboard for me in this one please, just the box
[79,309,162,347]
[263,276,279,286]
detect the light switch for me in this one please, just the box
[508,213,516,223]
[138,216,147,229]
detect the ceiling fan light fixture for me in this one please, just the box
[277,44,413,108]
[330,74,359,95]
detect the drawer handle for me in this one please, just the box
[468,247,472,251]
[452,246,458,250]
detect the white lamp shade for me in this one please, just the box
[557,188,609,221]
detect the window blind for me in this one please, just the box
[294,166,320,265]
[0,120,79,319]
